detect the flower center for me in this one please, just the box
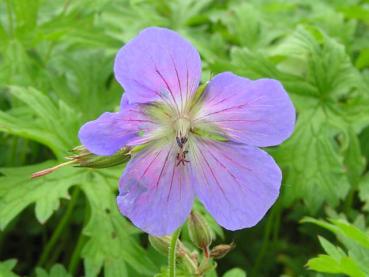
[175,117,191,141]
[174,116,191,166]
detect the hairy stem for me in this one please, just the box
[168,228,181,277]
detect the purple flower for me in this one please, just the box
[78,27,295,236]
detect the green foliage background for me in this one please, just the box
[1,0,369,276]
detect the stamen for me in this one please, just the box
[174,116,191,166]
[175,117,191,140]
[176,136,183,148]
[176,147,190,167]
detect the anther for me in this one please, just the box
[176,136,183,148]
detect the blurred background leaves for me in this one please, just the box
[0,0,369,276]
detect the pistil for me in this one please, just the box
[175,117,191,142]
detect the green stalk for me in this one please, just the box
[251,208,276,276]
[37,186,80,267]
[344,188,355,214]
[63,0,71,13]
[5,0,14,36]
[46,234,66,267]
[168,228,181,277]
[68,233,87,274]
[68,196,90,275]
[272,202,282,242]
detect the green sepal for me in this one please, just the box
[70,146,131,168]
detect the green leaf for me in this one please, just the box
[271,26,362,98]
[356,48,369,69]
[0,161,78,228]
[0,259,19,277]
[12,0,39,31]
[0,86,81,157]
[0,161,157,276]
[80,168,157,277]
[359,174,369,211]
[214,2,284,50]
[339,5,369,23]
[342,127,365,186]
[274,108,350,211]
[222,268,247,277]
[303,217,369,249]
[303,217,369,275]
[359,124,369,165]
[49,52,121,119]
[307,255,365,277]
[35,264,72,277]
[318,236,345,260]
[331,220,369,249]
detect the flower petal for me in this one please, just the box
[117,142,195,236]
[114,27,201,108]
[120,93,129,110]
[78,104,158,156]
[189,138,281,230]
[194,72,295,147]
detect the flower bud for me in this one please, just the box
[32,145,131,178]
[68,145,131,168]
[148,235,171,256]
[149,235,186,257]
[209,242,235,259]
[187,211,213,252]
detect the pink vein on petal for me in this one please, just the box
[197,146,227,197]
[167,162,177,202]
[155,68,179,111]
[155,145,173,189]
[141,150,162,179]
[170,54,183,108]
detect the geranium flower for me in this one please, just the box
[78,27,295,236]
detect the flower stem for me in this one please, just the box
[68,200,90,275]
[344,188,355,214]
[251,206,276,276]
[68,233,88,274]
[5,0,14,36]
[37,186,80,267]
[168,227,181,277]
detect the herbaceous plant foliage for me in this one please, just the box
[0,1,369,276]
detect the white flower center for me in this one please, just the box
[174,116,191,141]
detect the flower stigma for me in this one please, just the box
[174,116,192,167]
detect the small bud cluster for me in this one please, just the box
[149,210,235,276]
